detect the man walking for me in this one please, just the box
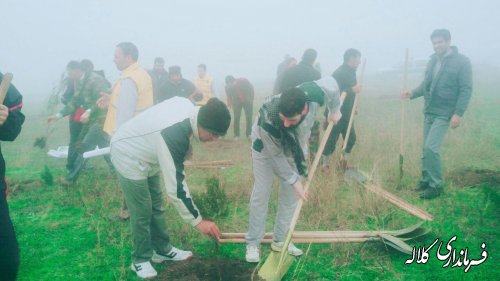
[401,29,472,199]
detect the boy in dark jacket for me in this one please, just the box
[0,72,25,281]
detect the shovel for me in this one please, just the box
[258,93,347,281]
[340,59,366,180]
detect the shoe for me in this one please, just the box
[151,247,193,263]
[245,245,260,263]
[420,187,442,199]
[271,241,303,256]
[130,261,157,279]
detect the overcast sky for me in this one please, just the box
[2,0,499,100]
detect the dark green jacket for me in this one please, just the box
[411,46,472,117]
[59,71,110,123]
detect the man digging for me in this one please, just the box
[110,97,230,279]
[245,77,342,262]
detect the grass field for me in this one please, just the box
[3,72,499,280]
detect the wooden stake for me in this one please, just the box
[0,73,13,104]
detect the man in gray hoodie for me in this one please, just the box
[245,77,342,263]
[401,29,472,199]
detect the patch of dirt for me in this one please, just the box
[8,179,43,192]
[157,257,262,281]
[448,168,500,187]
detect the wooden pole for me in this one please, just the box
[341,58,366,156]
[0,73,13,104]
[399,49,409,182]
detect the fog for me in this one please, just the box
[2,0,499,101]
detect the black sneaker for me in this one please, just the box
[420,187,442,199]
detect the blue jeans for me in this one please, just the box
[421,114,450,189]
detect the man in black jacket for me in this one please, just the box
[321,49,362,172]
[278,49,321,93]
[0,72,25,281]
[401,29,472,199]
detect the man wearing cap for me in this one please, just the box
[110,97,231,279]
[245,77,342,263]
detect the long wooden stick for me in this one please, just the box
[185,159,232,166]
[220,237,369,244]
[341,58,366,155]
[275,93,347,271]
[399,49,409,181]
[221,228,418,239]
[364,183,433,221]
[0,73,13,104]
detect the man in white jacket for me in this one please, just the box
[110,97,230,279]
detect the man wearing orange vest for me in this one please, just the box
[193,64,215,105]
[101,42,153,136]
[98,42,154,219]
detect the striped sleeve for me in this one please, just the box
[158,119,201,226]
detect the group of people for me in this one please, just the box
[0,28,472,280]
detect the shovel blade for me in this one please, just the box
[258,252,295,281]
[344,167,369,184]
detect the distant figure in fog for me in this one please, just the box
[278,48,321,93]
[158,66,200,103]
[148,57,169,104]
[273,54,297,95]
[193,64,216,105]
[224,75,254,140]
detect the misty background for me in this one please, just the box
[2,0,499,102]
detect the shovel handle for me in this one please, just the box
[0,73,13,104]
[275,93,347,268]
[342,58,366,153]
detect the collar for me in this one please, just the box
[120,62,141,78]
[190,106,200,141]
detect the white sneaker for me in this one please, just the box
[271,241,303,256]
[151,247,193,263]
[245,245,260,263]
[130,261,157,279]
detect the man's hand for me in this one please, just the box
[80,110,90,124]
[327,110,342,125]
[0,105,9,126]
[47,115,60,125]
[450,114,461,129]
[292,180,308,201]
[195,220,221,239]
[97,92,111,109]
[352,84,362,94]
[400,90,411,100]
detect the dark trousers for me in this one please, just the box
[67,119,83,171]
[67,124,113,181]
[233,101,253,138]
[0,191,20,281]
[323,119,356,156]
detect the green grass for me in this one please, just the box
[3,76,499,280]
